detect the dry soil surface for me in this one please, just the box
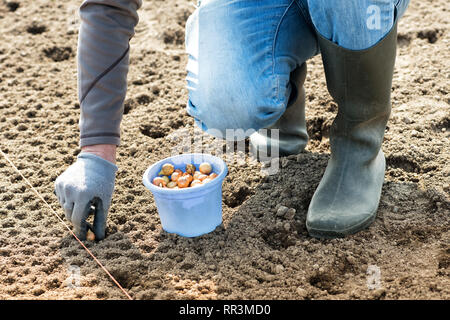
[0,0,448,300]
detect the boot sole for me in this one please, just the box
[306,209,378,239]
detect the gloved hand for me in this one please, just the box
[55,152,118,241]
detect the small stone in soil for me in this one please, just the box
[276,205,289,217]
[296,287,307,298]
[275,264,284,274]
[285,208,296,220]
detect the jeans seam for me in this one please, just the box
[272,0,296,102]
[294,0,320,55]
[294,0,310,25]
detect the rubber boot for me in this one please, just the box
[306,20,398,238]
[249,63,308,159]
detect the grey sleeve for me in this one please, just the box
[78,0,142,147]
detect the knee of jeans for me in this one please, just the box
[186,77,288,141]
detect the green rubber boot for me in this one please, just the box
[306,21,398,238]
[249,63,308,159]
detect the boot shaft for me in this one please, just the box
[317,21,398,163]
[318,22,397,123]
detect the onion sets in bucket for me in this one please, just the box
[152,162,218,189]
[143,154,228,237]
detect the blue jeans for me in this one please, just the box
[185,0,409,139]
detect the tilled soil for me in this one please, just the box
[0,0,448,300]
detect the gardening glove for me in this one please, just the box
[55,153,118,241]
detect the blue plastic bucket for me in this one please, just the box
[143,153,228,237]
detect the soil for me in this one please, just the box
[0,0,448,300]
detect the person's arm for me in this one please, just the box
[55,0,142,241]
[78,0,142,148]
